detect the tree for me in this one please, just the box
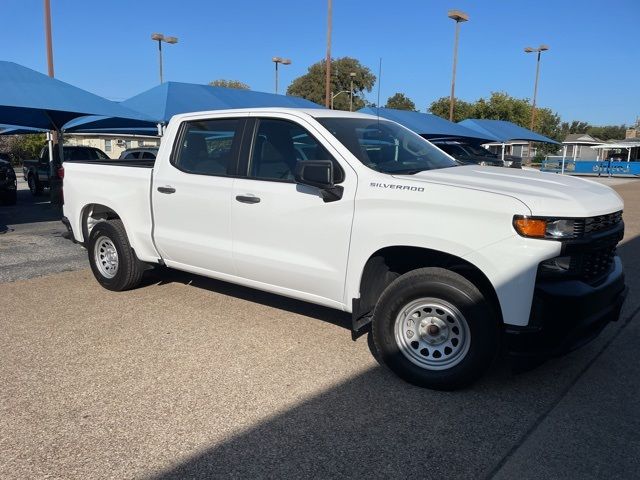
[287,57,376,111]
[0,133,47,165]
[209,79,250,89]
[587,125,627,141]
[428,97,474,122]
[385,93,416,111]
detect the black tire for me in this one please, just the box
[372,267,499,390]
[27,174,43,196]
[87,219,144,291]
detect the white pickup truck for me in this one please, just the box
[61,108,627,390]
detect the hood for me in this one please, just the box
[394,166,623,217]
[0,159,10,168]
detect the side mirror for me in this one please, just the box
[294,160,334,189]
[294,160,343,203]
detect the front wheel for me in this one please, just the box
[87,219,144,291]
[372,267,499,390]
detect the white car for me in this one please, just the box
[60,108,627,390]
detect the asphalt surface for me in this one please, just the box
[0,174,639,479]
[0,171,86,283]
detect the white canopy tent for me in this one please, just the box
[590,140,640,161]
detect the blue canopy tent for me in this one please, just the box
[358,107,499,143]
[0,61,153,130]
[64,81,323,133]
[458,119,559,161]
[0,61,155,202]
[0,124,46,135]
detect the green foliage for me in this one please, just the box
[385,93,417,111]
[0,133,47,165]
[556,121,626,142]
[586,125,627,141]
[287,57,376,111]
[209,79,250,89]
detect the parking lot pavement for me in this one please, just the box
[0,179,638,479]
[0,171,86,283]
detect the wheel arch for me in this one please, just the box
[354,246,503,327]
[80,203,122,244]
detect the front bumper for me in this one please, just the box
[505,256,627,357]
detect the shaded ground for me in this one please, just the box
[0,178,638,479]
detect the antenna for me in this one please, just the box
[377,57,382,124]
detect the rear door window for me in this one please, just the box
[174,118,244,176]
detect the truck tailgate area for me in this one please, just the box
[62,161,159,262]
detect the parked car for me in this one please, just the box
[0,153,17,205]
[61,108,626,390]
[118,147,159,160]
[22,145,109,196]
[432,139,522,168]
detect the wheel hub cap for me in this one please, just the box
[394,298,471,371]
[94,236,118,279]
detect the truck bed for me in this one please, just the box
[62,161,159,262]
[64,158,155,168]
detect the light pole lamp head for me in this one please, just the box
[447,10,469,22]
[524,47,534,53]
[272,57,291,65]
[539,44,550,51]
[165,36,178,44]
[349,72,356,78]
[151,33,164,41]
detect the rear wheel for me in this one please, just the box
[87,219,144,291]
[27,174,42,196]
[372,267,499,390]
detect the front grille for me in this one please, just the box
[573,246,617,281]
[573,211,623,236]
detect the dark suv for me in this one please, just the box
[0,153,17,205]
[431,139,522,168]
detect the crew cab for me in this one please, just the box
[61,108,627,390]
[23,145,109,196]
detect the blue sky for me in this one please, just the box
[2,0,638,125]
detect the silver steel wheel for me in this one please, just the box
[94,236,119,279]
[394,298,470,370]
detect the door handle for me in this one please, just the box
[235,195,260,204]
[157,186,176,194]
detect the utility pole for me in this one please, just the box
[44,0,54,77]
[325,0,332,108]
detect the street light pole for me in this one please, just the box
[151,33,178,84]
[447,10,469,122]
[349,72,356,111]
[331,90,350,110]
[525,44,549,131]
[272,57,291,94]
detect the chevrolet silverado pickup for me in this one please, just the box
[61,108,627,390]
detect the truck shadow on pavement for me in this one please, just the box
[143,267,353,331]
[144,234,640,480]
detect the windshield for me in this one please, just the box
[318,117,457,174]
[461,144,495,157]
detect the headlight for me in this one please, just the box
[513,216,577,240]
[503,160,513,167]
[479,161,488,166]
